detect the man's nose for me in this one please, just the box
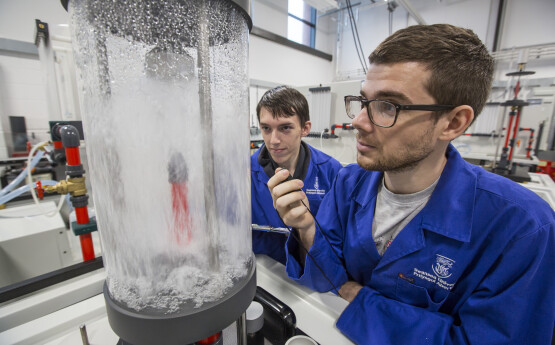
[352,106,372,132]
[270,130,281,144]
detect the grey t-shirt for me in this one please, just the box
[372,177,439,256]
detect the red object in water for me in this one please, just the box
[196,332,221,344]
[171,182,192,245]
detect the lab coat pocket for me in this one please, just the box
[395,276,449,312]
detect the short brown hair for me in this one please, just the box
[256,86,310,127]
[369,24,494,121]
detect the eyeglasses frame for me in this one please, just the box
[344,95,456,128]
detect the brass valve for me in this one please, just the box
[44,177,87,197]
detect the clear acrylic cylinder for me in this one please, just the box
[65,0,254,343]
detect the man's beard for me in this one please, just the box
[357,126,436,173]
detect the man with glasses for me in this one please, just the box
[251,85,343,264]
[268,24,554,344]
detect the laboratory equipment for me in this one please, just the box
[0,201,71,288]
[0,255,355,345]
[62,0,254,344]
[493,50,535,181]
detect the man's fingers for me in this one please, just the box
[285,201,310,219]
[274,190,305,211]
[267,168,290,190]
[277,192,311,225]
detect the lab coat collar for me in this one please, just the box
[420,144,475,242]
[252,146,269,184]
[349,144,475,243]
[252,143,328,184]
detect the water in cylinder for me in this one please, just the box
[67,0,252,315]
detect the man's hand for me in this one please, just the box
[339,281,363,303]
[267,168,316,249]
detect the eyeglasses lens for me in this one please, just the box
[346,98,362,119]
[369,101,396,127]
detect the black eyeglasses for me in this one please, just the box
[344,95,456,128]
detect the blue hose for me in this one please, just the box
[0,151,45,197]
[0,179,58,205]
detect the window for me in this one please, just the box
[287,0,316,48]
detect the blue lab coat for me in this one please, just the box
[285,144,555,345]
[251,143,343,264]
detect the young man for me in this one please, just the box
[268,25,555,344]
[251,86,342,264]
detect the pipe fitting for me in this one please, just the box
[44,177,87,196]
[60,125,81,148]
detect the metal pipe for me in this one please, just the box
[80,324,90,345]
[318,2,362,18]
[252,224,290,235]
[492,106,508,170]
[236,312,247,345]
[492,0,505,52]
[396,0,426,25]
[198,1,220,271]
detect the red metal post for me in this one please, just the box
[79,233,95,261]
[65,147,81,166]
[508,107,522,162]
[75,206,90,224]
[504,109,515,149]
[63,133,94,261]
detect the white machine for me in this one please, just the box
[0,255,353,345]
[0,201,72,287]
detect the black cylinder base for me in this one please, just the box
[104,265,256,345]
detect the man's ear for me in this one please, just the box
[439,105,474,141]
[301,120,312,137]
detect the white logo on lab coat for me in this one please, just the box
[306,176,325,195]
[433,254,455,279]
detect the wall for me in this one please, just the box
[334,0,555,81]
[499,0,555,50]
[0,0,335,159]
[249,0,334,85]
[0,0,72,158]
[252,0,289,37]
[1,0,553,160]
[249,35,333,86]
[335,1,410,78]
[0,52,52,157]
[307,0,555,164]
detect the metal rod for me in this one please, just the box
[80,324,90,345]
[492,105,508,170]
[198,0,220,271]
[396,0,427,25]
[236,312,247,345]
[252,224,291,235]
